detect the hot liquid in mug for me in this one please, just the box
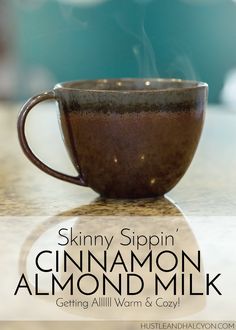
[17,78,208,199]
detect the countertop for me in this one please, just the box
[1,103,236,328]
[0,103,235,216]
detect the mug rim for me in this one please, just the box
[54,78,208,93]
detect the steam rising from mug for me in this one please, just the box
[132,26,159,77]
[57,0,196,80]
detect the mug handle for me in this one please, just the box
[17,91,87,186]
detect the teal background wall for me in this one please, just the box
[11,0,236,102]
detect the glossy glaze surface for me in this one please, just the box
[60,110,203,198]
[57,79,207,198]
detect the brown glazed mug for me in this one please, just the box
[17,78,208,199]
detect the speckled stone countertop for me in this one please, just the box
[0,103,236,216]
[1,104,236,328]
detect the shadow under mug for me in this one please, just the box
[17,78,208,199]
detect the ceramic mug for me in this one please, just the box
[17,78,208,198]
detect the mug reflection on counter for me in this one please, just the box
[19,198,205,320]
